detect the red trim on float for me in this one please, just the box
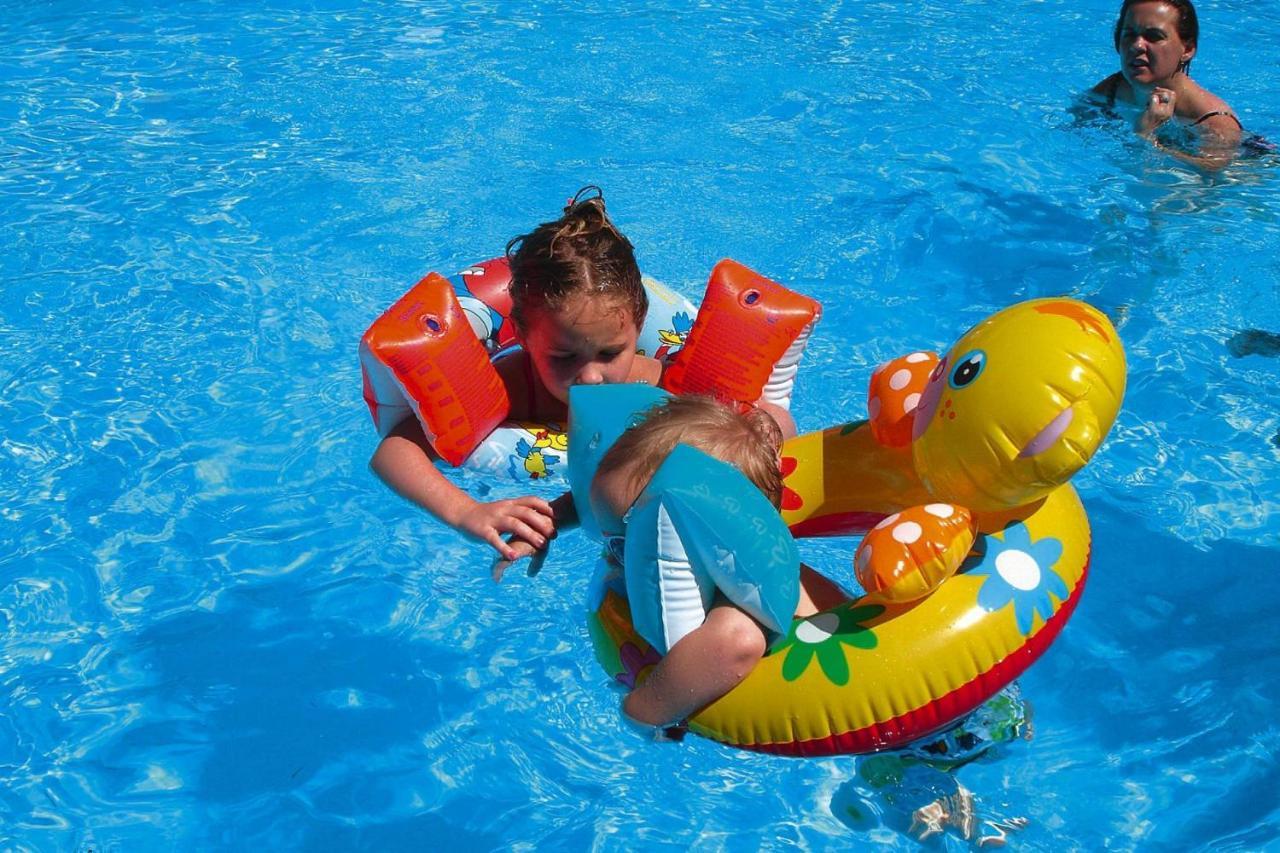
[787,511,887,539]
[742,554,1090,758]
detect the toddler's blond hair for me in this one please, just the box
[595,395,784,507]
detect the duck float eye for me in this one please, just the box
[948,350,986,390]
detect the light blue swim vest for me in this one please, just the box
[567,385,798,654]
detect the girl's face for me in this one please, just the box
[1116,2,1194,87]
[519,294,641,404]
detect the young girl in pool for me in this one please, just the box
[371,187,796,563]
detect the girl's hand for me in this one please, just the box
[491,538,548,582]
[456,496,555,561]
[490,491,578,582]
[1137,88,1176,136]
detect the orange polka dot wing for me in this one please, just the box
[853,504,976,602]
[862,352,978,602]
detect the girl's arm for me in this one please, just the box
[370,415,556,561]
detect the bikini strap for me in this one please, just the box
[1192,110,1243,129]
[1105,75,1119,109]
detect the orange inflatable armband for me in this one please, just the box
[867,351,940,447]
[661,259,820,407]
[359,272,511,466]
[853,503,975,602]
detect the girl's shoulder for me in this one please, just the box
[629,354,664,387]
[494,349,539,419]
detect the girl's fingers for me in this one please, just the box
[502,519,545,549]
[510,506,555,539]
[483,529,519,561]
[513,496,555,515]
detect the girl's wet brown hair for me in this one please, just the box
[505,186,648,333]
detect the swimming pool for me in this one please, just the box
[3,0,1279,848]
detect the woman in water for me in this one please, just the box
[1090,0,1243,168]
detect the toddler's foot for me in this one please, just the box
[909,783,975,842]
[909,785,1030,846]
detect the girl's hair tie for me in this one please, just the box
[564,184,604,214]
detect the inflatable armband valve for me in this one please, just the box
[567,384,672,541]
[359,272,511,465]
[853,503,976,602]
[661,259,820,409]
[624,444,800,653]
[867,351,940,448]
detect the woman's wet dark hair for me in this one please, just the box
[506,186,648,333]
[1114,0,1200,72]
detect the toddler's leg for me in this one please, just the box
[622,597,766,727]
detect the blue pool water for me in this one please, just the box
[4,1,1280,849]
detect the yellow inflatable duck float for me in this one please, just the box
[840,298,1127,601]
[590,298,1126,755]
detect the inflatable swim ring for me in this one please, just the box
[359,258,821,484]
[588,298,1126,756]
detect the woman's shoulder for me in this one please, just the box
[1090,73,1128,104]
[1176,82,1241,138]
[1175,79,1232,119]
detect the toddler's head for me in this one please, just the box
[506,187,649,403]
[591,395,784,531]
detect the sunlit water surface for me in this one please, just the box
[3,1,1279,849]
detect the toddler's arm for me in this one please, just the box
[370,416,556,561]
[490,491,579,581]
[622,597,767,728]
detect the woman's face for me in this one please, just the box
[519,293,640,405]
[1116,2,1195,87]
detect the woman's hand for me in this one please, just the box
[1136,87,1176,136]
[456,496,555,561]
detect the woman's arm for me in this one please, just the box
[1133,85,1242,171]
